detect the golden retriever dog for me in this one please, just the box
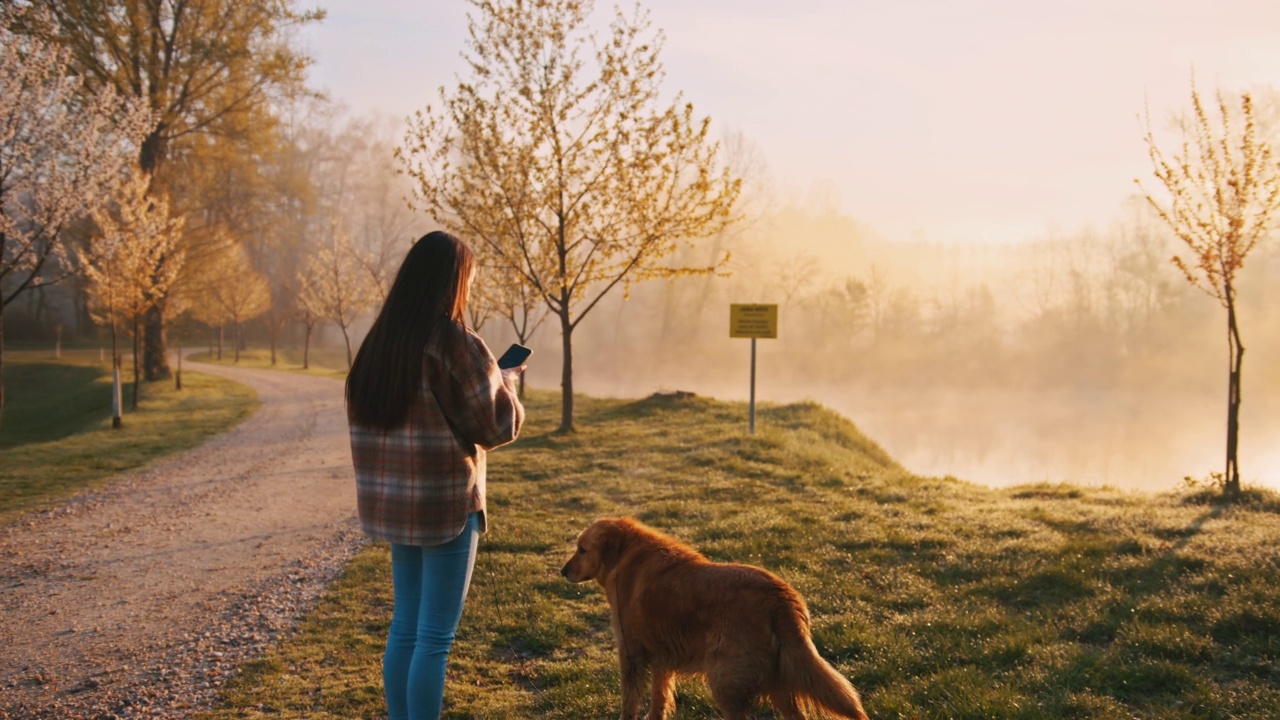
[561,517,870,720]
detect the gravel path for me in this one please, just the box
[0,361,365,719]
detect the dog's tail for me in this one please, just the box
[773,595,870,720]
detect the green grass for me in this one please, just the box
[0,351,258,523]
[188,346,349,380]
[195,389,1280,719]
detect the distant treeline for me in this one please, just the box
[564,197,1280,399]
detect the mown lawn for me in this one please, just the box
[0,350,258,522]
[199,389,1280,719]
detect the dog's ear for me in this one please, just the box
[596,519,629,572]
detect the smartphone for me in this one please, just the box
[497,343,532,369]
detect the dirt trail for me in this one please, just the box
[0,361,362,719]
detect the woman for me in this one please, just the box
[345,231,525,720]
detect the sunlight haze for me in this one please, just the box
[302,0,1280,245]
[294,1,1280,492]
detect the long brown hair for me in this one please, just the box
[345,231,475,429]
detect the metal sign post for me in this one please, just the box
[729,304,778,433]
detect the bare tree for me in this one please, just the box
[1138,81,1280,498]
[295,308,321,370]
[297,224,375,370]
[400,0,740,431]
[863,264,892,343]
[295,112,417,310]
[775,250,823,310]
[346,116,418,304]
[1105,198,1180,351]
[0,10,151,420]
[264,302,296,367]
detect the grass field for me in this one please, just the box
[195,388,1280,719]
[188,346,349,380]
[0,350,258,523]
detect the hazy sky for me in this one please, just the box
[301,0,1280,245]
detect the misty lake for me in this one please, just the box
[826,386,1280,493]
[574,370,1280,493]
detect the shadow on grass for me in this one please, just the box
[0,361,125,449]
[1181,485,1280,514]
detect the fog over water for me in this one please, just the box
[564,373,1279,492]
[841,388,1280,492]
[560,363,1280,494]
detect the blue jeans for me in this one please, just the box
[385,513,480,720]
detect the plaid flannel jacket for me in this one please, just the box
[349,322,525,546]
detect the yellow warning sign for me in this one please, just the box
[729,304,778,339]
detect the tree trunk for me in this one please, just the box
[303,321,312,370]
[1224,296,1244,498]
[0,229,9,423]
[139,132,170,382]
[112,354,123,429]
[32,285,47,330]
[558,307,574,433]
[110,314,119,426]
[139,126,166,177]
[217,324,224,360]
[0,302,6,425]
[131,317,141,411]
[143,304,171,380]
[269,311,278,366]
[76,284,93,337]
[234,322,241,364]
[341,325,353,371]
[109,285,120,428]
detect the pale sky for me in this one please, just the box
[301,0,1280,245]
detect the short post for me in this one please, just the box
[111,361,123,429]
[729,304,778,434]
